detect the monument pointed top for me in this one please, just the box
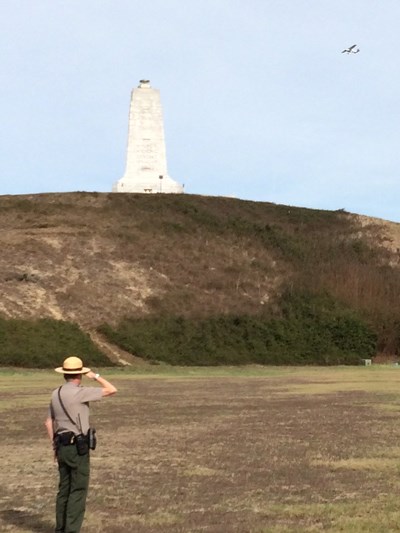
[138,79,151,88]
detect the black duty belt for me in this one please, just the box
[56,431,76,446]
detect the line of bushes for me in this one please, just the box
[0,318,112,368]
[98,291,376,366]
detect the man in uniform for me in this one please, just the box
[44,356,117,533]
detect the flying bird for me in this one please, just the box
[342,44,360,54]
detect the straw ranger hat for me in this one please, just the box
[55,356,91,374]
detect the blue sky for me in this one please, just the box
[1,0,399,222]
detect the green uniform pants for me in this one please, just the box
[55,444,90,533]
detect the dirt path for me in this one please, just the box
[87,329,149,367]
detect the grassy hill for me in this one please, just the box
[1,192,399,366]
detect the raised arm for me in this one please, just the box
[85,371,118,396]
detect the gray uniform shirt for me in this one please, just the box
[49,382,103,435]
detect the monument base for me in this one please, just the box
[112,174,184,194]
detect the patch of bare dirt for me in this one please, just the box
[0,228,159,327]
[355,214,400,262]
[0,192,285,331]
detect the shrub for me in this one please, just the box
[98,290,376,366]
[0,318,112,368]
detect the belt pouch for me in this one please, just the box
[88,428,97,450]
[75,434,89,456]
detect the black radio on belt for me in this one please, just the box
[75,434,89,456]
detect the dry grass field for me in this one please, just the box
[2,366,400,532]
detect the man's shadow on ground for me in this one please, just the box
[0,509,53,533]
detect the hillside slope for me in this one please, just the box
[1,192,400,364]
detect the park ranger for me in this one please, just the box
[44,356,117,533]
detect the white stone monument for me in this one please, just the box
[113,80,184,194]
